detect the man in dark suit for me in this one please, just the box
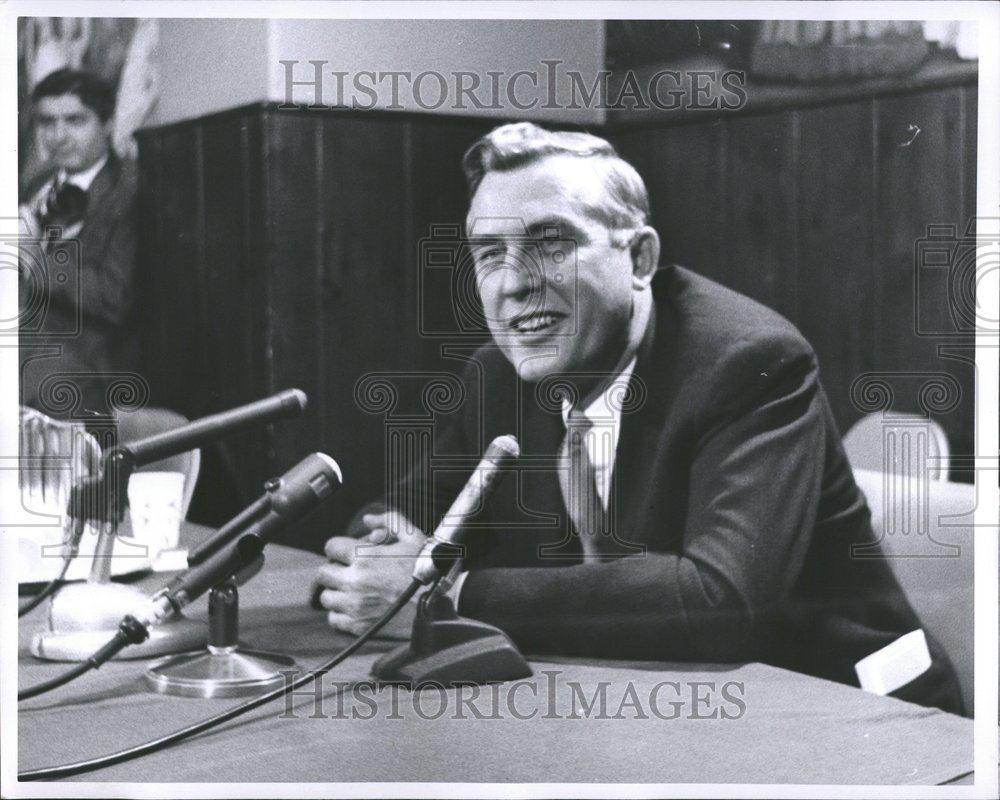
[314,122,963,714]
[19,68,139,415]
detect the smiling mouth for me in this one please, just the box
[508,310,566,334]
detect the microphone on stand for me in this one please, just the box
[20,452,343,701]
[142,452,342,698]
[412,434,521,584]
[67,388,309,528]
[372,435,532,688]
[148,453,342,622]
[30,389,310,664]
[125,388,307,467]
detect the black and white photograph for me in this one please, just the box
[2,2,998,797]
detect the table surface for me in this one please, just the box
[18,525,975,785]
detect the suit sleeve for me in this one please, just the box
[457,338,826,662]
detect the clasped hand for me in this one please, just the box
[314,511,426,639]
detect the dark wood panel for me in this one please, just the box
[261,111,326,514]
[137,109,497,540]
[406,117,494,369]
[873,88,963,363]
[872,87,974,455]
[315,113,412,545]
[135,83,977,536]
[197,113,272,503]
[794,100,876,433]
[613,81,975,456]
[615,122,726,282]
[139,127,204,409]
[722,111,798,320]
[200,115,261,410]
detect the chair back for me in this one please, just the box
[853,468,974,715]
[844,412,950,481]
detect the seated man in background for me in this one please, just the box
[314,122,963,715]
[19,68,139,415]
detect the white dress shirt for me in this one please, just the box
[25,154,109,239]
[59,153,109,192]
[445,357,638,605]
[560,357,637,512]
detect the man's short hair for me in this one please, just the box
[32,69,116,122]
[462,122,650,236]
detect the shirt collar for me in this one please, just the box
[57,153,109,192]
[561,356,638,428]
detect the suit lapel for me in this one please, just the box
[76,155,121,257]
[517,377,583,565]
[482,268,684,566]
[608,269,681,550]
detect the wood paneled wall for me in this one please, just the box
[613,79,978,460]
[136,77,977,548]
[137,107,493,547]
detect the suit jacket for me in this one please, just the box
[388,265,963,714]
[19,154,140,414]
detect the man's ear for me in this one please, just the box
[629,226,660,289]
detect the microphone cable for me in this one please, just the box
[18,519,86,618]
[18,578,422,781]
[18,615,151,701]
[18,560,71,619]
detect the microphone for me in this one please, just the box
[64,388,309,528]
[144,452,343,625]
[371,434,530,687]
[124,388,308,467]
[23,452,344,700]
[412,435,519,585]
[189,452,344,565]
[30,392,315,665]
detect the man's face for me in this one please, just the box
[35,94,110,174]
[467,155,636,383]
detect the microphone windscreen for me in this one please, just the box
[411,434,520,583]
[485,434,520,462]
[279,388,308,414]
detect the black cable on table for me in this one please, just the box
[19,578,422,781]
[18,615,151,702]
[19,519,85,618]
[18,558,72,618]
[18,660,93,702]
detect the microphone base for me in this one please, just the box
[30,581,206,661]
[371,591,531,688]
[145,648,296,698]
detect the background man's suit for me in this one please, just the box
[388,264,963,715]
[19,153,140,414]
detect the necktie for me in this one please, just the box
[557,409,612,562]
[39,179,88,248]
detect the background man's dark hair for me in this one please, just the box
[31,68,116,122]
